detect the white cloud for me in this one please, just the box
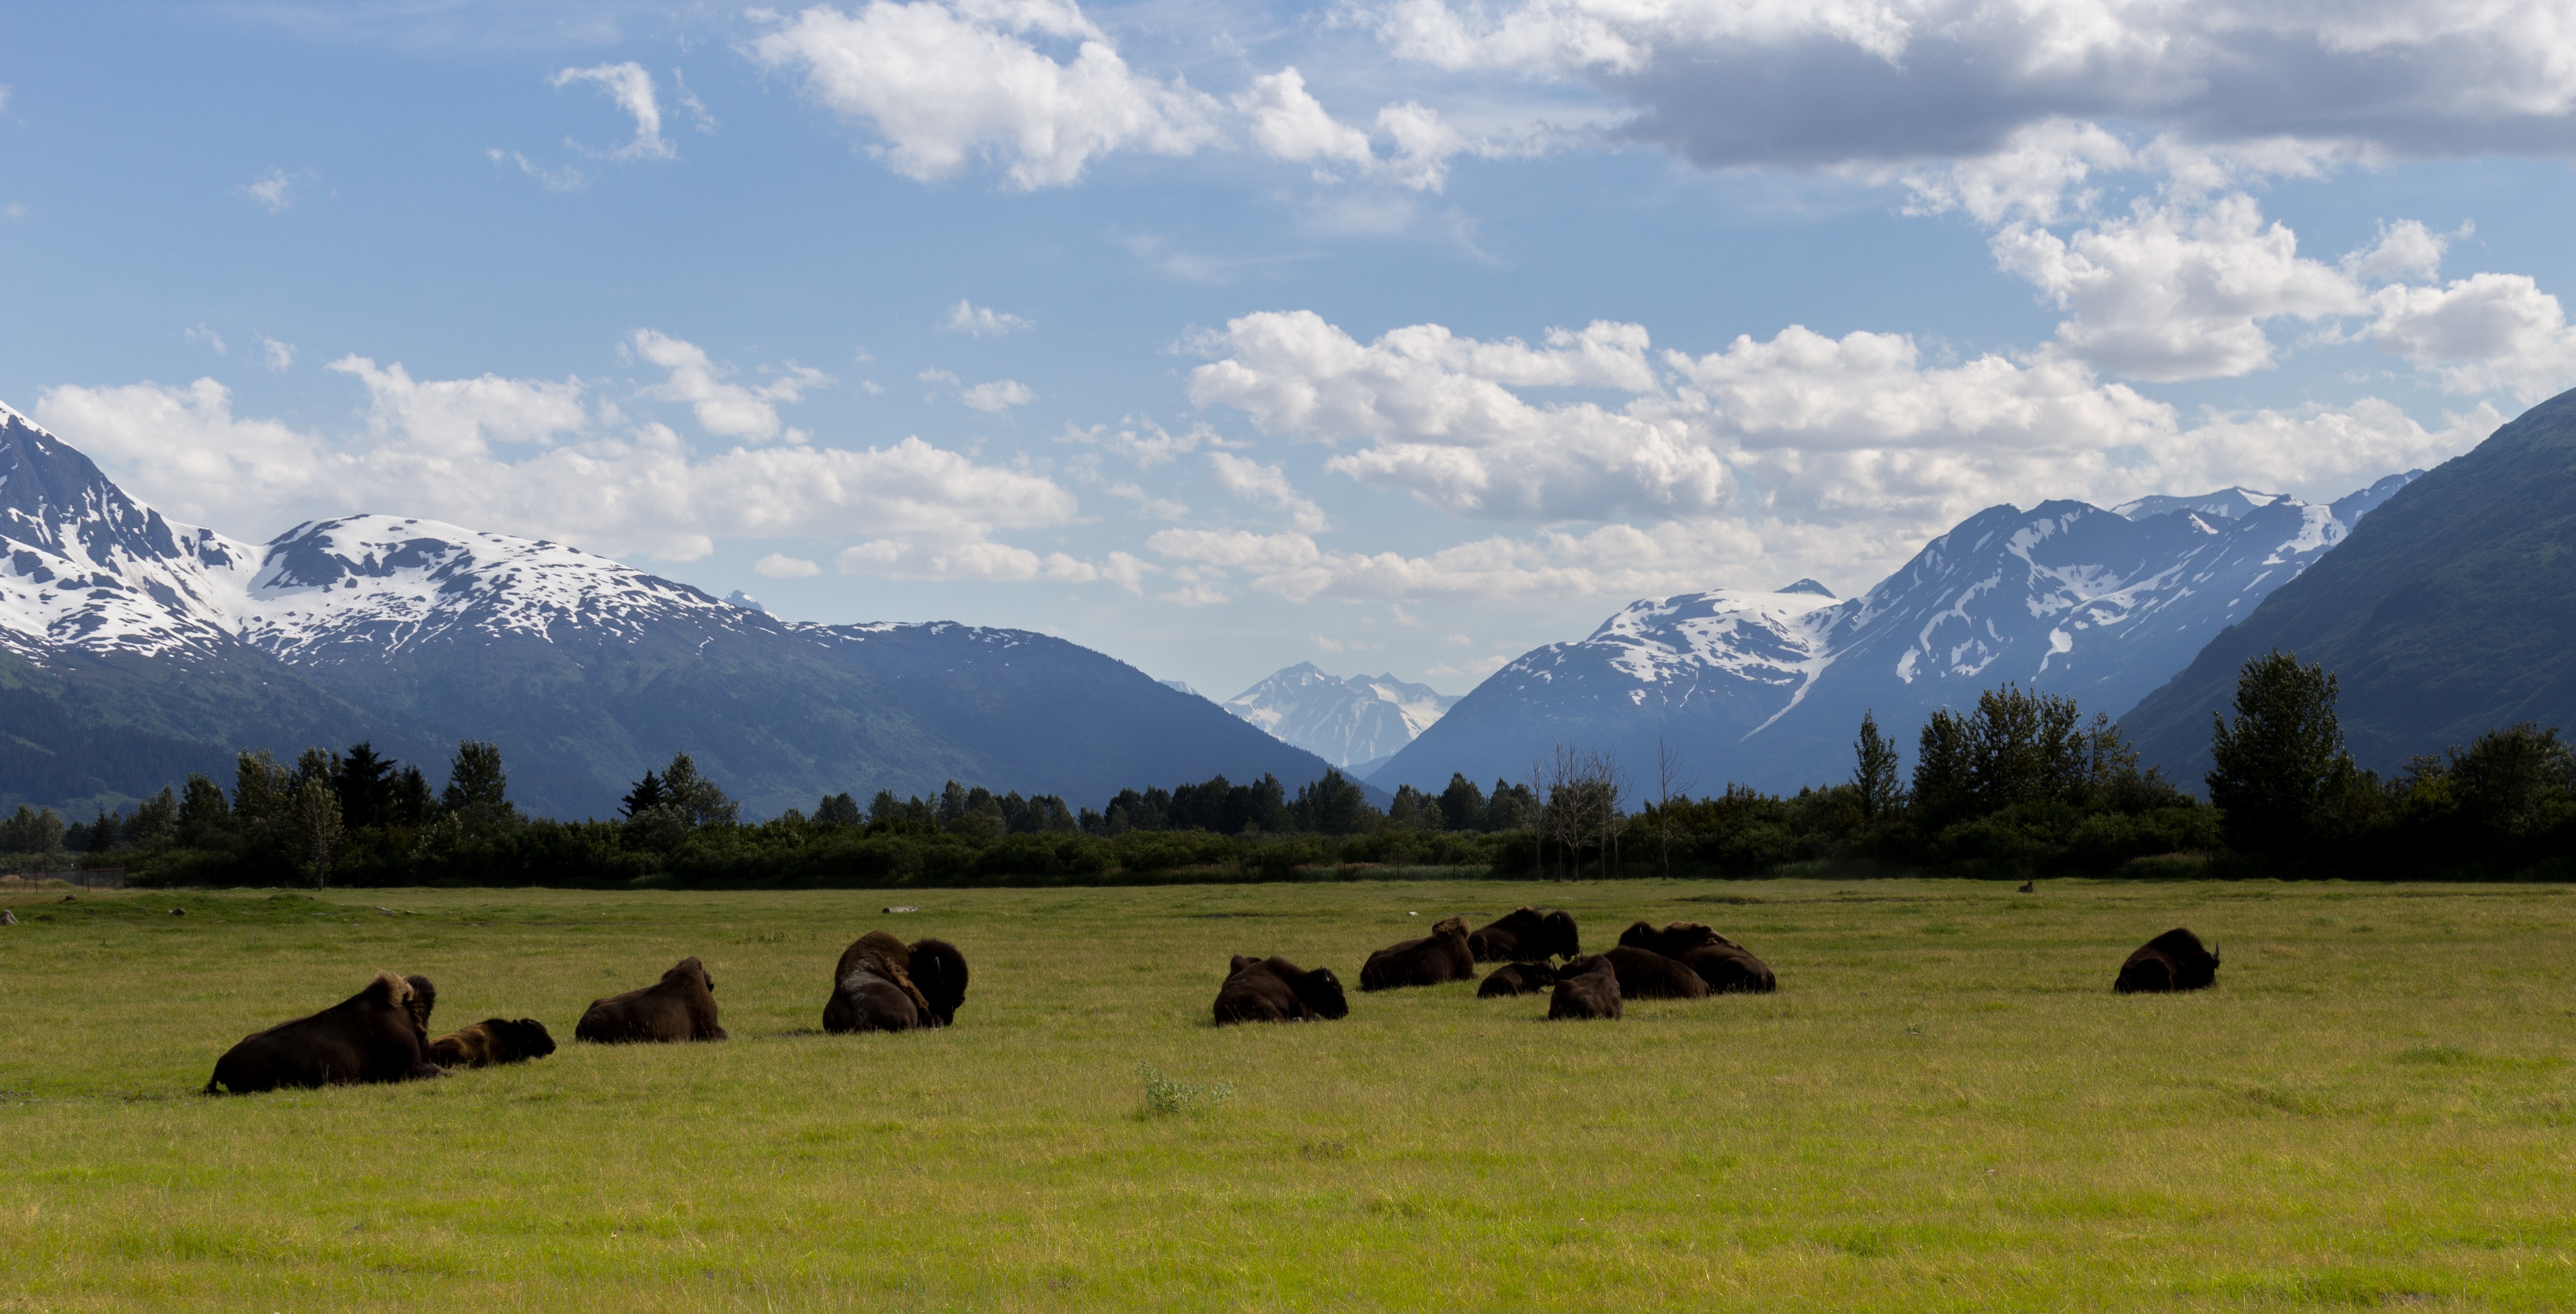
[834,539,1140,590]
[2343,220,2456,286]
[552,62,675,162]
[1894,119,2135,226]
[755,552,824,577]
[1364,0,2576,167]
[674,68,717,133]
[184,325,227,355]
[1059,417,1234,467]
[1107,482,1189,519]
[1207,452,1328,531]
[258,336,296,372]
[1233,67,1527,192]
[1991,193,2365,381]
[34,361,1082,567]
[942,299,1033,336]
[959,378,1035,412]
[1177,305,2503,599]
[1237,67,1376,173]
[2369,273,2576,403]
[748,0,1222,189]
[629,329,830,442]
[239,168,299,213]
[490,148,586,192]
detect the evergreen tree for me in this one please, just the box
[442,741,512,818]
[2208,649,2355,855]
[1438,773,1488,832]
[1912,710,1974,825]
[1852,711,1902,820]
[655,752,738,828]
[937,780,969,827]
[86,807,117,853]
[334,742,395,830]
[127,786,178,849]
[621,770,667,819]
[814,792,862,826]
[176,773,232,847]
[390,766,434,826]
[1289,770,1374,835]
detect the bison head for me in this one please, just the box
[498,1018,557,1062]
[665,956,713,993]
[1293,967,1350,1020]
[909,937,970,1026]
[1537,910,1580,958]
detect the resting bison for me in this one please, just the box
[1360,915,1476,991]
[1213,955,1350,1025]
[822,932,972,1034]
[1468,907,1580,962]
[2116,928,2220,994]
[576,956,726,1043]
[428,1018,557,1068]
[1617,920,1740,957]
[1620,919,1776,993]
[204,971,442,1094]
[1548,955,1622,1020]
[1476,961,1557,998]
[1603,946,1710,1000]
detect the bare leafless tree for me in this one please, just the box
[1654,737,1696,879]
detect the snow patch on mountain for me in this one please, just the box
[1224,663,1460,769]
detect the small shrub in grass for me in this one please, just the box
[1136,1062,1233,1117]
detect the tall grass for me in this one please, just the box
[3,879,2573,1310]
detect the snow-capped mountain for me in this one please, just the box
[1224,663,1461,774]
[1376,473,2422,796]
[0,405,1338,815]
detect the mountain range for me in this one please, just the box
[1374,471,2421,796]
[2122,388,2576,782]
[0,403,1337,818]
[1219,664,1459,773]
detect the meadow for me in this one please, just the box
[2,875,2573,1312]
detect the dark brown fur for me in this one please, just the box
[1467,907,1581,962]
[2115,927,2220,993]
[203,972,443,1094]
[823,932,971,1033]
[1213,954,1350,1025]
[1548,955,1622,1020]
[428,1018,556,1068]
[1476,961,1558,998]
[1603,945,1711,999]
[1676,942,1777,993]
[1616,920,1742,958]
[576,956,726,1043]
[1359,915,1476,991]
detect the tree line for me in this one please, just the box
[16,647,2569,887]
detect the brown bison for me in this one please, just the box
[1621,919,1776,993]
[1548,955,1622,1020]
[203,972,443,1094]
[1359,915,1476,991]
[1476,961,1557,998]
[1616,920,1740,956]
[822,932,972,1034]
[576,956,726,1043]
[1213,955,1350,1025]
[428,1018,557,1068]
[1468,907,1580,962]
[1603,946,1710,1000]
[2116,928,2221,993]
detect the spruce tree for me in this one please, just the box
[442,741,512,819]
[621,771,667,819]
[1852,711,1902,820]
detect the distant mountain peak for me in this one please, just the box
[1224,664,1459,770]
[1775,578,1835,597]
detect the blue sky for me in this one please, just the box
[5,0,2574,700]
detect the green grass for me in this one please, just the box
[3,878,2574,1311]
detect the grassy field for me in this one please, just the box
[2,876,2573,1312]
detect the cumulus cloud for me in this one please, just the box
[239,168,301,213]
[960,378,1035,412]
[2343,219,2457,285]
[258,336,296,372]
[1237,67,1377,173]
[748,0,1221,188]
[942,299,1033,335]
[34,362,1082,567]
[1364,0,2576,167]
[1233,66,1532,192]
[1174,305,2503,599]
[755,552,823,577]
[552,62,675,161]
[629,329,830,442]
[1207,452,1328,531]
[2369,273,2576,402]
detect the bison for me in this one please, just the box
[1467,907,1580,962]
[1213,955,1350,1025]
[1621,919,1776,993]
[1616,920,1740,957]
[576,956,726,1043]
[1476,961,1557,998]
[428,1018,557,1069]
[2116,928,2221,994]
[203,971,443,1094]
[822,932,971,1034]
[1359,915,1476,991]
[1548,955,1622,1020]
[1603,946,1710,1000]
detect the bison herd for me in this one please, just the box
[200,909,2224,1094]
[204,931,968,1095]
